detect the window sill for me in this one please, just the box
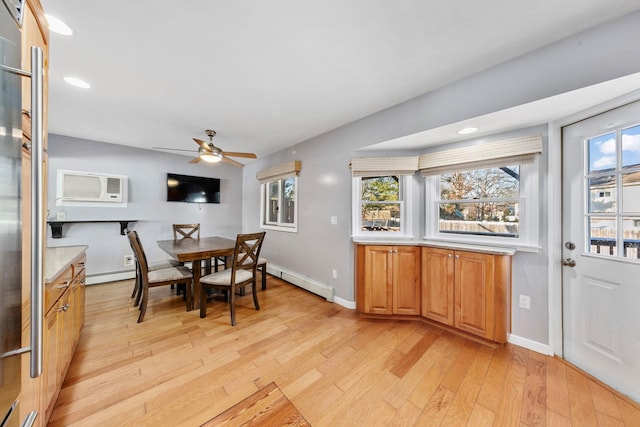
[261,224,297,233]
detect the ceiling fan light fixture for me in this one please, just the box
[199,146,222,163]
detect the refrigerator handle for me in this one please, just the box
[30,46,44,378]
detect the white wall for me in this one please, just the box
[242,11,640,347]
[46,135,244,280]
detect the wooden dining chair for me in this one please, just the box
[129,230,193,322]
[126,229,180,306]
[172,223,200,240]
[198,232,266,326]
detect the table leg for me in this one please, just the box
[192,259,202,310]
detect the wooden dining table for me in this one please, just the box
[157,236,236,309]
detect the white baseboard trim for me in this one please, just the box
[508,333,553,355]
[333,296,356,310]
[86,270,135,285]
[266,264,335,302]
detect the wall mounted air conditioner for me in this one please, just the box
[58,170,127,203]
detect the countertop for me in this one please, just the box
[45,245,88,283]
[352,238,517,256]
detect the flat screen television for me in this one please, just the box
[166,173,220,203]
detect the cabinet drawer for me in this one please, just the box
[45,267,72,313]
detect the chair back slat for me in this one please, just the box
[231,232,266,275]
[173,223,200,240]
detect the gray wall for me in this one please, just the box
[242,11,640,346]
[46,135,244,278]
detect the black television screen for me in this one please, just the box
[167,173,220,203]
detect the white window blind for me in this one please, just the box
[419,135,542,176]
[256,160,301,183]
[350,156,419,177]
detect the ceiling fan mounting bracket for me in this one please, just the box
[205,129,216,139]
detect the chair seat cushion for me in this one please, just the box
[200,269,253,286]
[257,257,267,266]
[149,259,180,271]
[148,266,192,283]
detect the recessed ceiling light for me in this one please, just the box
[45,14,73,36]
[64,77,90,89]
[457,127,478,135]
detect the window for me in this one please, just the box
[586,124,640,259]
[353,175,413,237]
[261,176,298,232]
[257,161,301,233]
[422,135,542,249]
[350,156,418,237]
[437,165,520,237]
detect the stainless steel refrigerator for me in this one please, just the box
[1,0,43,426]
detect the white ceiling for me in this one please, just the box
[44,0,640,163]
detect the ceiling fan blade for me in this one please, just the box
[221,156,244,168]
[193,138,211,151]
[189,156,202,164]
[222,151,257,159]
[152,146,197,153]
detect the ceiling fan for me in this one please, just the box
[152,130,257,167]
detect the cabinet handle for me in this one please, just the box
[56,303,70,312]
[56,281,70,289]
[388,250,393,253]
[448,254,452,258]
[455,255,460,259]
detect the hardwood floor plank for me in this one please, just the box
[519,351,547,426]
[49,280,640,426]
[546,356,571,419]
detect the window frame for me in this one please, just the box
[352,174,414,238]
[260,175,298,233]
[425,158,540,250]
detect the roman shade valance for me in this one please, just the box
[419,134,543,176]
[256,160,301,183]
[350,156,419,177]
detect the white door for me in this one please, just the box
[562,100,640,402]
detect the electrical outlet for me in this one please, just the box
[331,216,338,225]
[332,269,338,279]
[124,254,134,266]
[519,295,531,310]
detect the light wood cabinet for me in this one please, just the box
[41,253,86,424]
[357,244,511,344]
[358,245,420,316]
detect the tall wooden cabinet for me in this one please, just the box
[358,245,421,316]
[356,243,512,344]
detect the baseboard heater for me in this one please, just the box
[86,270,135,285]
[266,263,335,302]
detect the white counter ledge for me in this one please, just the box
[352,238,516,256]
[45,245,88,283]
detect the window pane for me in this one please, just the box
[438,201,519,237]
[588,132,616,172]
[267,181,278,223]
[589,217,617,256]
[361,176,399,202]
[440,166,519,200]
[589,175,616,213]
[281,177,295,224]
[622,172,640,213]
[623,217,640,259]
[361,203,400,231]
[622,125,640,168]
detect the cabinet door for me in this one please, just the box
[21,0,49,150]
[393,246,421,315]
[421,247,455,325]
[43,303,60,421]
[363,246,393,314]
[454,251,495,340]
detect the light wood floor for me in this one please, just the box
[49,277,640,426]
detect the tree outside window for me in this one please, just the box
[438,166,520,237]
[360,176,401,232]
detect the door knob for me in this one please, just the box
[562,258,576,267]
